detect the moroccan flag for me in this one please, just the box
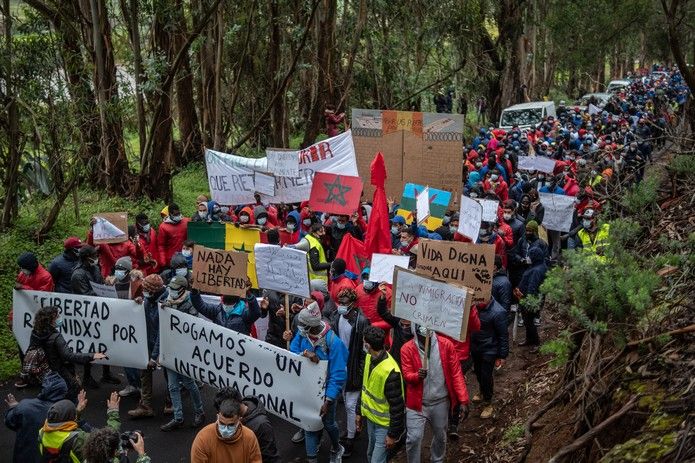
[396,183,452,230]
[365,152,392,256]
[336,234,369,276]
[187,222,261,288]
[309,172,363,216]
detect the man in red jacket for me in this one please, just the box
[401,326,469,463]
[156,203,190,269]
[86,218,138,279]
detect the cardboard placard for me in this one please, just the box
[192,246,249,296]
[391,267,472,340]
[369,253,410,284]
[415,239,494,304]
[266,149,300,177]
[458,194,483,241]
[93,212,128,244]
[254,244,311,298]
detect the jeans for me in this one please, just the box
[125,367,141,388]
[472,352,495,402]
[305,399,340,458]
[406,400,449,463]
[343,390,360,438]
[166,369,203,421]
[366,419,389,463]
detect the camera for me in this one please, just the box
[120,430,143,450]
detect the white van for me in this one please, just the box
[606,79,631,93]
[498,101,556,130]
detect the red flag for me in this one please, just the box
[365,152,392,256]
[308,172,363,216]
[336,233,369,276]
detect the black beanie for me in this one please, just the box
[17,252,39,272]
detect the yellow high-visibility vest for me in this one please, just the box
[361,353,402,427]
[578,223,610,262]
[38,428,80,463]
[305,234,328,282]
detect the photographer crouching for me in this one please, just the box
[84,429,151,463]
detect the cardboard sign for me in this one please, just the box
[93,212,128,244]
[369,253,410,284]
[192,246,248,296]
[254,171,276,196]
[254,244,311,298]
[158,308,328,431]
[458,195,482,241]
[13,290,149,369]
[476,199,499,222]
[391,268,472,340]
[517,156,556,174]
[206,130,358,205]
[415,239,494,304]
[416,186,431,225]
[539,192,576,232]
[266,150,300,177]
[89,282,119,299]
[308,172,363,216]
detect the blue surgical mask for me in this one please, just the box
[55,317,64,328]
[141,224,151,233]
[391,226,399,235]
[400,240,410,248]
[363,281,376,292]
[217,421,238,439]
[449,226,457,234]
[337,305,349,315]
[114,269,127,281]
[223,301,245,316]
[336,222,346,230]
[175,268,188,277]
[582,219,592,229]
[257,217,267,226]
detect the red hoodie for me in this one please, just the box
[156,218,190,268]
[356,284,392,345]
[87,231,138,278]
[12,265,54,324]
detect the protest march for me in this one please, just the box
[3,65,689,463]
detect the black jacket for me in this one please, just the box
[492,271,513,312]
[376,297,413,365]
[29,329,93,380]
[262,289,301,348]
[70,262,103,295]
[470,299,509,360]
[241,396,281,463]
[48,252,79,294]
[355,351,405,440]
[328,309,370,391]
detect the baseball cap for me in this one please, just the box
[64,237,83,249]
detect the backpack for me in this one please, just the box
[21,345,50,386]
[38,429,80,463]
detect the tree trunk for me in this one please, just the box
[120,0,146,161]
[268,0,287,147]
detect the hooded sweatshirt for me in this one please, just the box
[5,373,68,463]
[191,423,262,463]
[241,397,280,463]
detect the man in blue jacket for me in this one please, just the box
[515,246,548,351]
[285,301,348,463]
[4,372,68,463]
[48,237,82,293]
[189,281,261,336]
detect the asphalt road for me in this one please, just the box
[1,367,369,462]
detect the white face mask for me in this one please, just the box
[303,218,312,226]
[181,249,192,257]
[175,268,188,277]
[503,213,513,221]
[287,223,296,231]
[140,224,151,232]
[198,211,207,218]
[239,215,250,223]
[391,226,399,235]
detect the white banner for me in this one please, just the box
[369,253,410,285]
[517,155,556,174]
[206,131,359,205]
[254,244,311,298]
[12,290,149,369]
[254,172,276,196]
[266,150,300,177]
[476,198,499,222]
[392,268,471,341]
[158,308,327,431]
[89,282,118,299]
[458,195,482,241]
[539,192,576,232]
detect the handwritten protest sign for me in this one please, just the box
[476,199,499,222]
[158,308,328,431]
[192,246,248,296]
[266,150,300,177]
[539,192,576,232]
[415,239,494,304]
[458,195,482,241]
[392,268,472,340]
[90,282,119,299]
[416,186,430,225]
[369,253,410,285]
[517,156,556,174]
[254,172,276,196]
[92,212,128,244]
[13,290,149,368]
[206,131,358,205]
[254,244,310,298]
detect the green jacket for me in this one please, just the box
[73,409,121,460]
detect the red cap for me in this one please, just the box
[64,237,83,249]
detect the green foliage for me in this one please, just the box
[539,330,575,368]
[502,423,525,444]
[0,164,212,379]
[620,174,659,217]
[599,432,678,462]
[669,154,695,177]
